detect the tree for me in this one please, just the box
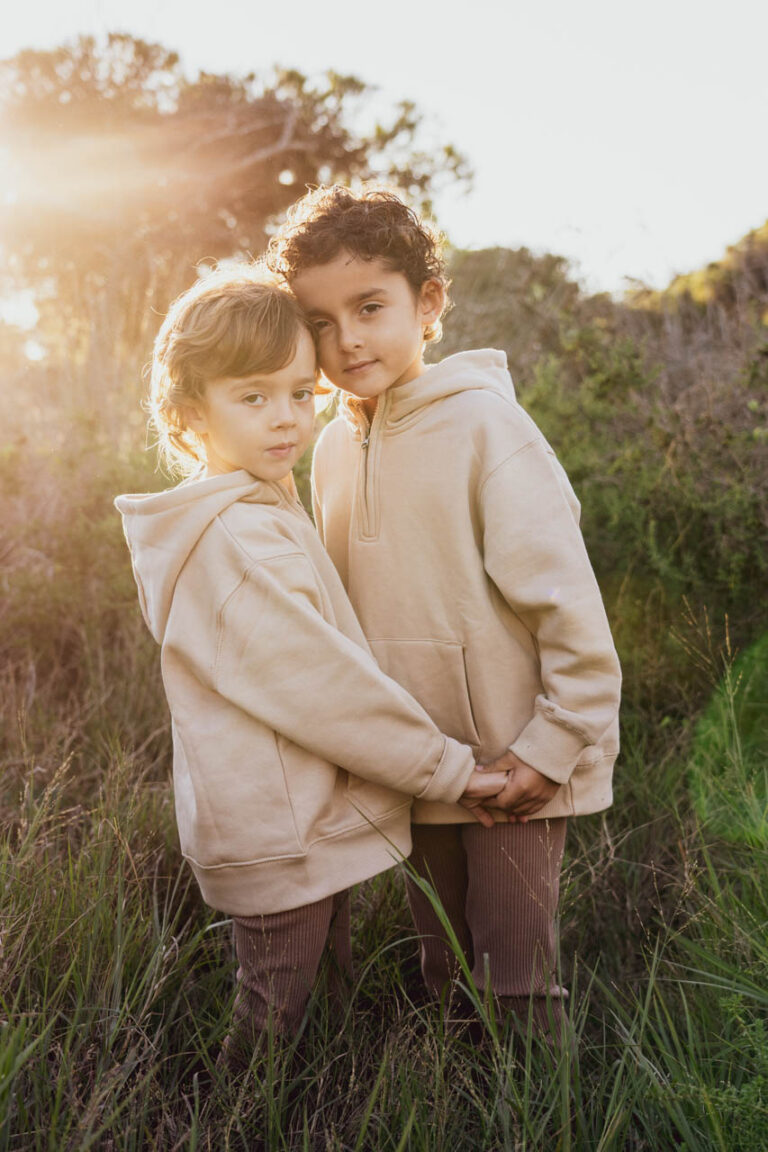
[0,34,471,359]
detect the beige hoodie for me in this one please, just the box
[115,471,475,914]
[312,349,621,823]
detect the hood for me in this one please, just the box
[340,349,516,430]
[115,469,297,642]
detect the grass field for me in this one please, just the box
[1,453,766,1149]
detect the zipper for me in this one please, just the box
[357,402,384,539]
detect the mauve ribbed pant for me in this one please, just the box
[221,889,352,1063]
[406,819,567,1030]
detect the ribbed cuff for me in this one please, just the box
[416,737,476,804]
[509,711,587,785]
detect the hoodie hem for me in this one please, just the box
[189,811,412,916]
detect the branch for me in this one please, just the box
[182,107,294,152]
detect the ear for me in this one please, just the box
[418,278,445,328]
[180,401,209,436]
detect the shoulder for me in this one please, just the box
[312,414,357,479]
[315,413,354,453]
[209,501,311,568]
[435,387,547,470]
[480,435,581,522]
[198,503,329,611]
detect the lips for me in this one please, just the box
[267,443,297,455]
[344,360,376,374]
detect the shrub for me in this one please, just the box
[689,631,768,848]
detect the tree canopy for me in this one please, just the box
[0,33,470,339]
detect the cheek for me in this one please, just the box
[317,338,337,364]
[299,408,316,441]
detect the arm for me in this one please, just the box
[481,439,621,788]
[188,536,477,804]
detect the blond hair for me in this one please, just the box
[148,264,318,474]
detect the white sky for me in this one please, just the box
[2,0,767,294]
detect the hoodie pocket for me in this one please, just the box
[369,638,481,748]
[173,726,305,866]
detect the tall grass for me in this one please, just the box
[2,610,766,1148]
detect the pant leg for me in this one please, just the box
[462,818,568,1031]
[224,889,351,1064]
[405,824,473,997]
[323,888,353,1004]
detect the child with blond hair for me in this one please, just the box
[115,265,506,1066]
[268,188,622,1042]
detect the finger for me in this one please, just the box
[475,754,514,774]
[478,771,510,794]
[492,783,524,811]
[507,797,539,814]
[508,797,547,818]
[470,804,497,829]
[476,782,506,798]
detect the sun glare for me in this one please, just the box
[0,289,39,330]
[0,125,184,232]
[1,147,22,207]
[24,339,46,361]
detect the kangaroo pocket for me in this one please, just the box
[369,638,481,747]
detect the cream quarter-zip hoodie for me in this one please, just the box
[312,349,621,823]
[115,470,475,914]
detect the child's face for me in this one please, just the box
[290,253,444,407]
[186,329,317,483]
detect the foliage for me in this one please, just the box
[0,33,470,354]
[630,219,768,320]
[688,631,768,848]
[437,245,614,379]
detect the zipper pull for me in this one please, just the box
[360,436,370,449]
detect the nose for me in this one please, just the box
[337,320,362,353]
[270,397,297,428]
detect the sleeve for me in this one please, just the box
[208,547,475,803]
[481,439,621,784]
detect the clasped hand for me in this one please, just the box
[459,750,559,826]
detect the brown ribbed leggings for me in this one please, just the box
[221,889,352,1063]
[406,819,567,1031]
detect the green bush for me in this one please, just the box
[689,632,768,848]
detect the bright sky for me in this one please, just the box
[2,0,767,294]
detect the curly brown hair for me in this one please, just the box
[267,186,450,341]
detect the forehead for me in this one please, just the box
[209,329,318,391]
[291,253,409,309]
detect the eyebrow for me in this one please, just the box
[305,288,389,317]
